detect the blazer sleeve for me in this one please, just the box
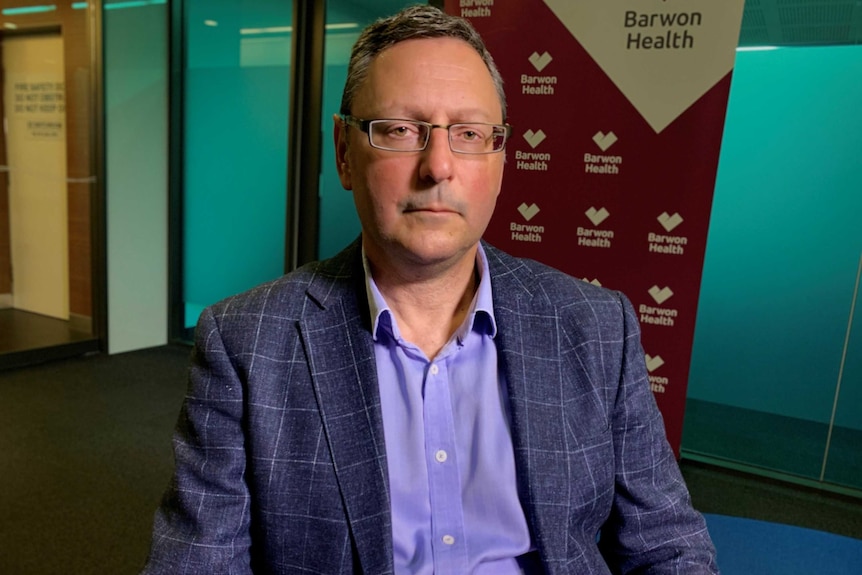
[141,306,253,574]
[597,293,719,574]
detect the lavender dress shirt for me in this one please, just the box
[364,245,534,574]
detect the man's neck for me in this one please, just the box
[366,245,480,359]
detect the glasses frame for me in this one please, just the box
[341,115,512,155]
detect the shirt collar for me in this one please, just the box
[362,244,498,343]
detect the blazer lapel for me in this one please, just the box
[299,246,394,574]
[487,245,571,570]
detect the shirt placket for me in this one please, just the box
[422,357,468,574]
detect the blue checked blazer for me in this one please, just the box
[142,239,718,574]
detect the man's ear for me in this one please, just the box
[333,114,352,190]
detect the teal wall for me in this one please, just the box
[182,0,292,327]
[105,2,169,353]
[318,26,360,260]
[688,45,862,430]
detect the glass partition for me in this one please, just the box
[682,44,862,494]
[180,0,293,331]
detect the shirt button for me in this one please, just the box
[442,534,455,545]
[435,450,448,463]
[429,364,439,375]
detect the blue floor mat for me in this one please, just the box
[704,514,862,575]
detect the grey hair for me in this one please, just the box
[339,5,507,120]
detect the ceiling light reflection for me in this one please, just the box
[2,5,57,15]
[736,46,779,52]
[238,22,358,36]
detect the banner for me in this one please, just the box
[446,0,745,454]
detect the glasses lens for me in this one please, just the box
[490,126,508,152]
[450,124,507,154]
[364,119,508,153]
[369,120,428,151]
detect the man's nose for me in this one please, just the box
[418,127,454,183]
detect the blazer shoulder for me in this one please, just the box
[205,239,362,323]
[484,242,627,315]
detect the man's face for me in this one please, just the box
[335,37,505,273]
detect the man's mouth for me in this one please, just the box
[404,205,456,214]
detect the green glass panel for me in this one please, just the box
[684,46,862,485]
[182,0,292,327]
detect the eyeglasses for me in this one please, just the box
[341,115,511,154]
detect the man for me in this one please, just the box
[143,6,718,574]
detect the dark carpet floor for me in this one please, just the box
[1,344,861,574]
[0,345,189,575]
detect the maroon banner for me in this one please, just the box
[446,0,744,454]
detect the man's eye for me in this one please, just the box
[453,125,487,142]
[383,123,420,138]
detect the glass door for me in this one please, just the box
[0,2,102,367]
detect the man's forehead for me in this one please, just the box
[353,37,501,119]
